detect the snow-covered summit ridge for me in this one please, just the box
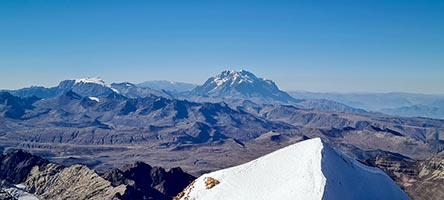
[53,77,121,96]
[213,69,264,86]
[177,137,410,200]
[74,77,106,85]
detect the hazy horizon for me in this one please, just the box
[1,1,443,94]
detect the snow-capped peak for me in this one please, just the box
[176,138,410,200]
[191,69,298,103]
[74,77,106,86]
[213,69,258,87]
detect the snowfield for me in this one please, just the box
[177,138,410,200]
[74,77,106,85]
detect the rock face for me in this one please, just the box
[25,163,125,200]
[366,155,444,200]
[102,161,196,200]
[0,150,48,183]
[0,92,39,119]
[176,138,410,200]
[0,150,125,199]
[0,181,38,200]
[410,157,444,200]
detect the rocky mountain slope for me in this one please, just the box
[0,90,283,144]
[103,162,195,200]
[0,150,195,200]
[176,138,410,200]
[1,90,444,175]
[381,103,444,119]
[365,154,444,200]
[1,70,443,199]
[296,98,370,114]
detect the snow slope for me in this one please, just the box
[3,184,38,200]
[177,138,410,200]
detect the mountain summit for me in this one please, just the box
[176,138,410,200]
[58,77,119,97]
[191,70,299,104]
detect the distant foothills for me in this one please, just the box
[2,70,444,119]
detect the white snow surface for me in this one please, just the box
[74,77,106,85]
[88,97,100,102]
[3,184,38,200]
[179,138,410,200]
[212,70,255,87]
[74,77,120,93]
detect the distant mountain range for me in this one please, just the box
[1,71,371,115]
[137,80,197,92]
[1,69,444,199]
[289,91,444,119]
[1,76,443,169]
[2,77,173,99]
[380,103,444,119]
[3,71,443,119]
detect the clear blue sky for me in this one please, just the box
[1,0,443,94]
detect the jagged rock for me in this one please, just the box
[102,161,195,200]
[366,155,444,200]
[25,164,125,200]
[0,181,38,200]
[406,157,444,200]
[0,150,127,200]
[0,150,49,183]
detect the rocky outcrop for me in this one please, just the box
[0,150,49,184]
[0,180,38,200]
[365,155,444,200]
[0,149,126,200]
[102,161,195,200]
[25,163,125,200]
[0,150,195,200]
[407,157,444,200]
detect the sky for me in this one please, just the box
[0,0,443,94]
